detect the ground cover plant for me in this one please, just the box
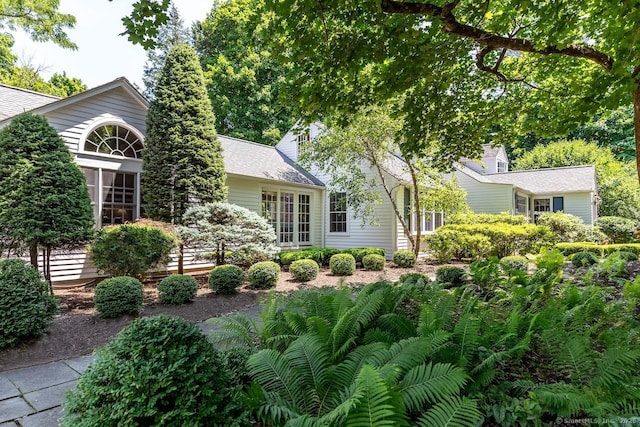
[209,248,640,426]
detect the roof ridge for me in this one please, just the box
[485,164,594,175]
[218,134,276,149]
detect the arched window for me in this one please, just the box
[83,124,143,159]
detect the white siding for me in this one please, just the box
[455,170,514,214]
[275,122,325,162]
[43,87,147,154]
[541,192,595,225]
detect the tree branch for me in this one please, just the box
[380,0,613,71]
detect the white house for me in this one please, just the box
[455,144,598,225]
[0,78,598,284]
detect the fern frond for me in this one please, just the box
[344,364,409,427]
[418,293,455,335]
[248,349,305,412]
[592,347,640,391]
[552,336,594,385]
[370,337,435,374]
[333,343,389,392]
[377,313,417,340]
[285,414,327,427]
[206,313,259,348]
[416,396,483,427]
[283,334,332,414]
[330,290,384,360]
[305,316,331,342]
[331,286,355,319]
[305,292,338,326]
[421,330,453,357]
[285,311,310,336]
[399,362,468,413]
[534,383,595,417]
[452,313,481,368]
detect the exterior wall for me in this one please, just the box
[43,87,147,154]
[227,175,324,249]
[455,170,514,214]
[531,192,595,225]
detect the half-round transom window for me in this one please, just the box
[84,124,143,159]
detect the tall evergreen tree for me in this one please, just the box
[141,3,189,100]
[0,113,95,288]
[194,0,293,145]
[143,43,227,225]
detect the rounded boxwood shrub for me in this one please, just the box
[0,259,57,348]
[94,276,144,318]
[89,222,176,279]
[329,253,356,276]
[290,259,319,282]
[393,250,417,267]
[363,254,385,271]
[209,265,244,295]
[61,315,233,427]
[500,255,529,272]
[436,266,466,287]
[158,274,197,304]
[248,261,281,289]
[571,251,599,267]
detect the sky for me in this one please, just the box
[11,0,215,90]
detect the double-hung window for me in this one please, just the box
[329,192,347,233]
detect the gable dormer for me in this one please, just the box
[464,144,509,174]
[275,122,325,162]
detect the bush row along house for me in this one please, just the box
[0,78,598,285]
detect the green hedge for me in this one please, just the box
[279,247,385,266]
[158,275,197,304]
[290,259,319,281]
[425,223,554,261]
[329,254,356,275]
[209,265,244,295]
[447,212,529,225]
[94,276,144,318]
[248,261,281,289]
[555,242,640,257]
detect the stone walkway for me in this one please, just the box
[0,307,262,426]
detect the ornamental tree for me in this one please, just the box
[0,113,95,288]
[142,43,227,272]
[176,203,278,266]
[301,105,469,255]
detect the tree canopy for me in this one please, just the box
[513,139,640,220]
[194,0,293,145]
[0,113,95,286]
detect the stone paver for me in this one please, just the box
[18,406,62,427]
[0,397,34,423]
[0,376,20,400]
[3,362,78,394]
[23,381,77,412]
[63,355,96,374]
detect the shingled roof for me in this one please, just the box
[0,84,59,120]
[484,165,596,194]
[220,135,324,187]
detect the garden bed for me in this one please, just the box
[0,261,440,372]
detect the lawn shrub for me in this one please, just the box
[89,222,176,278]
[555,242,604,256]
[500,255,529,272]
[329,253,356,275]
[94,276,144,318]
[289,259,319,282]
[536,211,602,243]
[279,247,340,266]
[362,254,385,271]
[571,251,599,267]
[158,274,197,304]
[248,261,280,289]
[393,250,416,267]
[398,272,431,286]
[435,266,466,286]
[0,259,57,348]
[623,277,640,300]
[469,257,501,287]
[341,247,386,263]
[596,216,638,243]
[209,265,244,295]
[607,251,638,262]
[447,212,529,225]
[424,228,459,263]
[62,315,236,427]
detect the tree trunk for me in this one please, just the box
[406,161,422,256]
[633,83,640,185]
[178,243,184,275]
[45,245,53,294]
[29,242,38,270]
